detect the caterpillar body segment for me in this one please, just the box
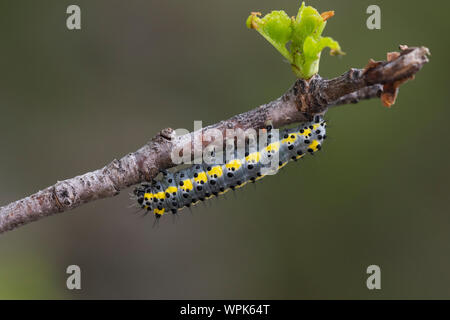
[134,116,327,219]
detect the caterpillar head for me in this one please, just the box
[134,188,145,206]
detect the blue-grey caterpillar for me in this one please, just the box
[133,115,326,218]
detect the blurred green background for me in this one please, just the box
[0,0,449,299]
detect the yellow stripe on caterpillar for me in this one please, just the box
[281,133,298,145]
[235,181,248,189]
[208,165,223,178]
[265,142,280,152]
[225,159,242,171]
[255,174,266,181]
[278,161,288,169]
[155,192,165,200]
[218,188,231,195]
[165,186,178,194]
[194,172,208,184]
[307,140,320,152]
[181,179,193,192]
[299,128,312,136]
[144,192,153,201]
[245,152,261,163]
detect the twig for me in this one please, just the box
[0,45,430,234]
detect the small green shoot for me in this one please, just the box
[246,2,344,79]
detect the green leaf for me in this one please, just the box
[246,2,344,79]
[246,11,293,62]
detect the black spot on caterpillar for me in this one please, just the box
[133,116,326,219]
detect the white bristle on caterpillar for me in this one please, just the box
[133,116,327,218]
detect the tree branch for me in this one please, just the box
[329,85,383,107]
[0,45,430,234]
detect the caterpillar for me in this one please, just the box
[133,115,326,218]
